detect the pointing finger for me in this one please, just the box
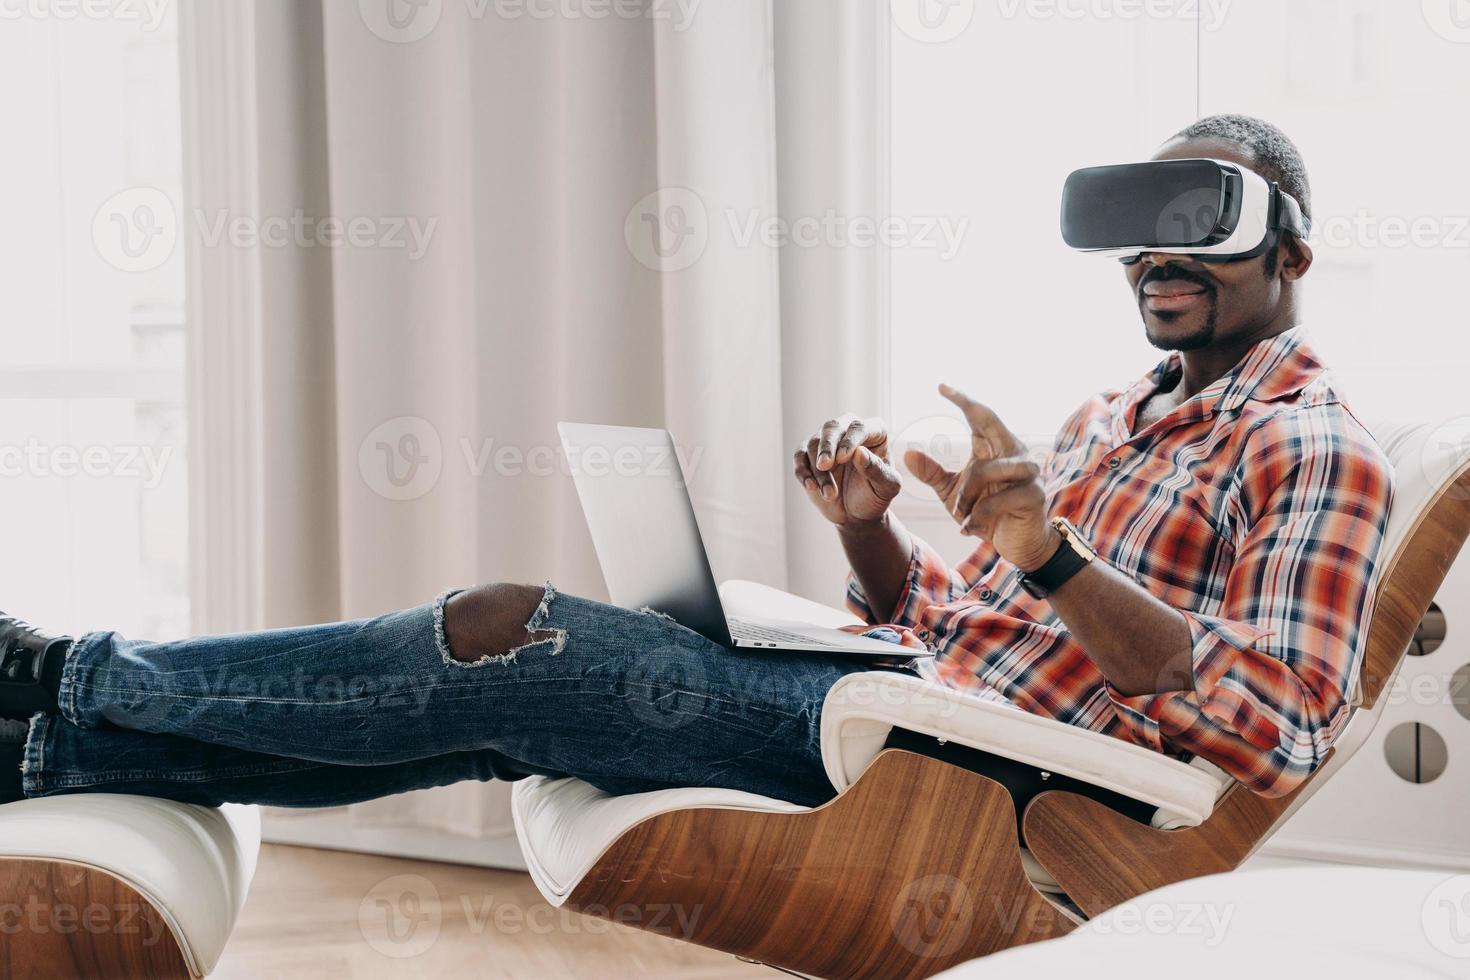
[938,383,1025,457]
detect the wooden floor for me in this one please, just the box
[213,844,765,979]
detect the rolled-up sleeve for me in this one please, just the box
[1105,404,1394,797]
[847,534,970,629]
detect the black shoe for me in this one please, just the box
[0,613,71,721]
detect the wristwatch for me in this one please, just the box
[1017,518,1097,599]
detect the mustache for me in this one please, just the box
[1138,262,1217,298]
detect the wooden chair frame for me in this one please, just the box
[561,463,1470,979]
[0,857,193,979]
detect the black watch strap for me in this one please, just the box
[1018,531,1090,599]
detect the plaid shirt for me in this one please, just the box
[849,329,1393,797]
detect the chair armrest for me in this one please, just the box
[820,671,1227,829]
[716,580,1228,827]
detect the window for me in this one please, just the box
[1202,0,1470,421]
[0,6,187,638]
[888,0,1470,454]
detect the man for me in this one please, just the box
[0,115,1390,810]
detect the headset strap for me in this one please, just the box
[1271,181,1311,239]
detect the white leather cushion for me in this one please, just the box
[718,581,1227,827]
[1364,416,1470,561]
[936,865,1467,977]
[0,797,260,977]
[1278,418,1470,824]
[512,776,802,907]
[821,671,1228,828]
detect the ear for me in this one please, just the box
[1277,233,1313,282]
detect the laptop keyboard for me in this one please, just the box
[728,618,843,648]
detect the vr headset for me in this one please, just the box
[1060,158,1310,264]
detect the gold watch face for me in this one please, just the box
[1050,518,1097,561]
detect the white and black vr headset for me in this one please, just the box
[1060,158,1310,264]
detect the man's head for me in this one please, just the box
[1127,114,1314,353]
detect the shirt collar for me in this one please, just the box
[1127,326,1321,425]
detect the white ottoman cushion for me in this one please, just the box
[0,796,260,977]
[937,865,1467,977]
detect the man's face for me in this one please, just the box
[1124,137,1289,353]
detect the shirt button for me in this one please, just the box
[977,588,994,601]
[1107,456,1122,469]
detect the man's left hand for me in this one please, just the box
[905,383,1060,572]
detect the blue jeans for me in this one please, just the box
[23,585,880,808]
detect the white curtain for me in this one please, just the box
[181,0,884,859]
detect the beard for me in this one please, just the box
[1138,262,1219,352]
[1145,305,1218,351]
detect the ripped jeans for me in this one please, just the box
[22,586,878,808]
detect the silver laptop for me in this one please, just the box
[558,422,929,662]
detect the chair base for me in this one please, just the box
[0,857,193,979]
[567,749,1074,980]
[1023,771,1318,919]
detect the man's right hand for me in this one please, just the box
[792,415,902,528]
